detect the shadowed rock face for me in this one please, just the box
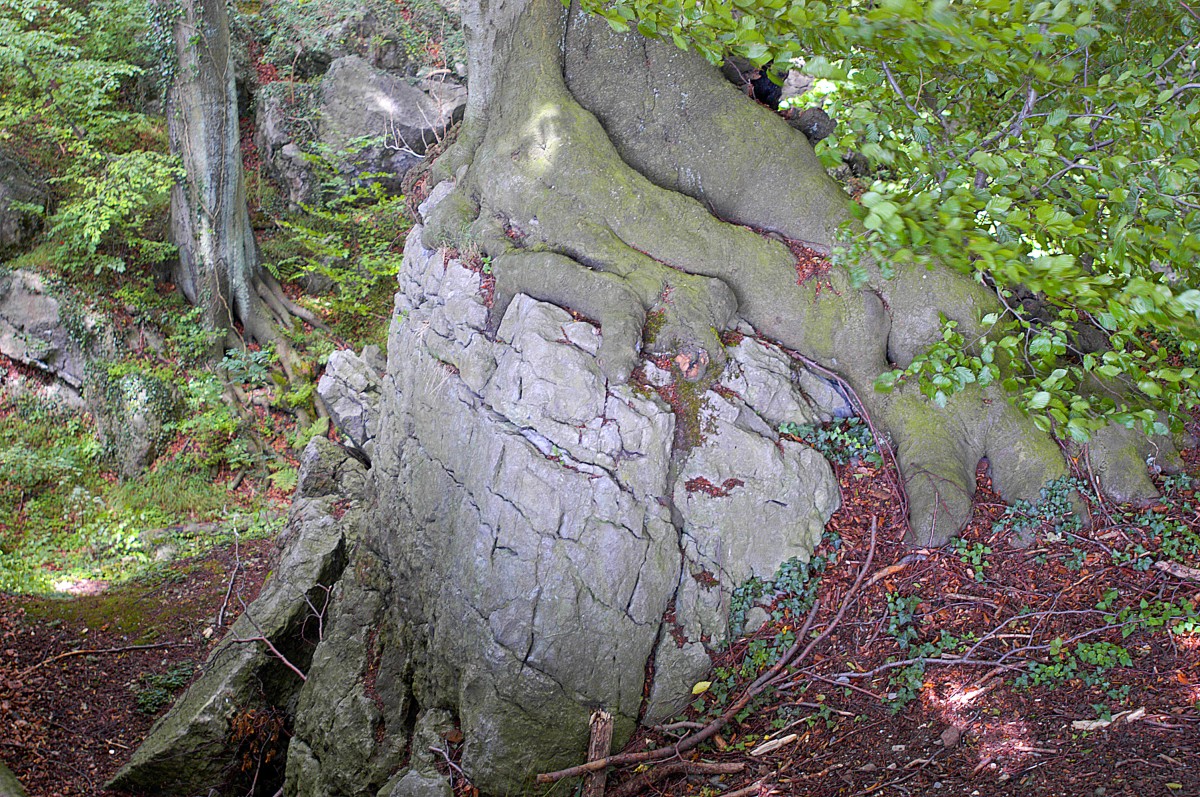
[0,152,44,257]
[113,208,844,796]
[0,270,104,408]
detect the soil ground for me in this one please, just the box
[3,449,1199,797]
[1,539,275,796]
[591,450,1200,797]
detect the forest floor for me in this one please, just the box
[593,445,1200,797]
[1,538,275,796]
[3,440,1200,797]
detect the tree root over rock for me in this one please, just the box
[424,0,1176,547]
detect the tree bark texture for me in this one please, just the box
[165,0,298,349]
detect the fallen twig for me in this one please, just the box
[18,642,185,678]
[653,720,706,732]
[538,517,879,784]
[609,761,744,797]
[229,635,307,682]
[217,528,242,628]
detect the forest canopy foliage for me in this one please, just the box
[0,0,178,273]
[581,0,1200,441]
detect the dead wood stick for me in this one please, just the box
[19,642,185,678]
[1154,560,1200,581]
[217,529,242,628]
[229,635,307,681]
[538,517,879,785]
[863,551,928,591]
[863,563,908,589]
[609,761,744,797]
[720,779,771,797]
[584,710,615,797]
[653,720,706,732]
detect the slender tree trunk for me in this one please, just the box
[161,0,331,418]
[165,0,271,344]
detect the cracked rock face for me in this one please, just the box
[318,345,386,457]
[292,219,841,795]
[115,211,842,797]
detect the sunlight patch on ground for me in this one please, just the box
[52,578,109,596]
[924,676,1040,773]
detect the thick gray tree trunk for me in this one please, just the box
[426,0,1174,546]
[165,0,267,341]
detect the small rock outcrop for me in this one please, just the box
[0,270,101,407]
[264,1,425,78]
[317,344,386,458]
[109,437,372,793]
[255,87,320,207]
[120,184,847,796]
[85,366,182,479]
[788,106,836,145]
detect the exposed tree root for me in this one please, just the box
[425,0,1174,548]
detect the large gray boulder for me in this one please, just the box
[120,187,844,796]
[0,153,44,257]
[289,211,839,794]
[257,58,467,205]
[319,56,463,189]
